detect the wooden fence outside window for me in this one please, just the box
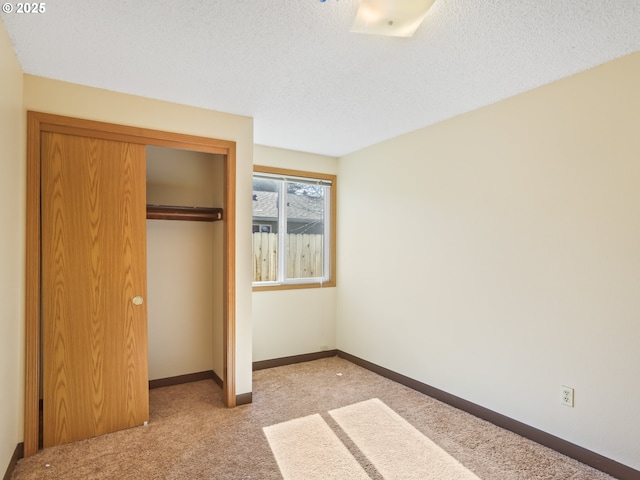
[252,232,324,282]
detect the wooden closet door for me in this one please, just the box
[41,132,149,447]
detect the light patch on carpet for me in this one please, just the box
[263,413,370,480]
[329,398,480,480]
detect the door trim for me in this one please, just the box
[25,111,237,456]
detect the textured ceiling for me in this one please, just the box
[2,0,640,157]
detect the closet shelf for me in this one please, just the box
[146,205,223,222]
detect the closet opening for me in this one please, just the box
[25,111,237,456]
[145,146,226,390]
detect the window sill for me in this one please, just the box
[252,280,336,292]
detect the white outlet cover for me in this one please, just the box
[561,386,574,407]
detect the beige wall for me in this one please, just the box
[23,75,255,395]
[147,220,218,378]
[0,19,25,475]
[337,52,640,469]
[146,147,225,380]
[252,145,338,361]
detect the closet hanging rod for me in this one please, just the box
[146,205,223,222]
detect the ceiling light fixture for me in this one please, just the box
[350,0,436,38]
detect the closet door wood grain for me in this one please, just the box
[41,132,149,447]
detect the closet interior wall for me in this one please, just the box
[146,146,225,381]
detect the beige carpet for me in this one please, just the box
[264,413,370,479]
[330,398,479,479]
[265,398,480,479]
[11,356,618,479]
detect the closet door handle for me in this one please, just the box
[132,296,144,306]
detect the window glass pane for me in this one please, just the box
[252,178,279,282]
[252,170,334,287]
[285,182,325,279]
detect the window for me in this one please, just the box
[253,166,336,289]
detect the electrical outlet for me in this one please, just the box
[561,386,574,407]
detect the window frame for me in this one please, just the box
[252,165,336,291]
